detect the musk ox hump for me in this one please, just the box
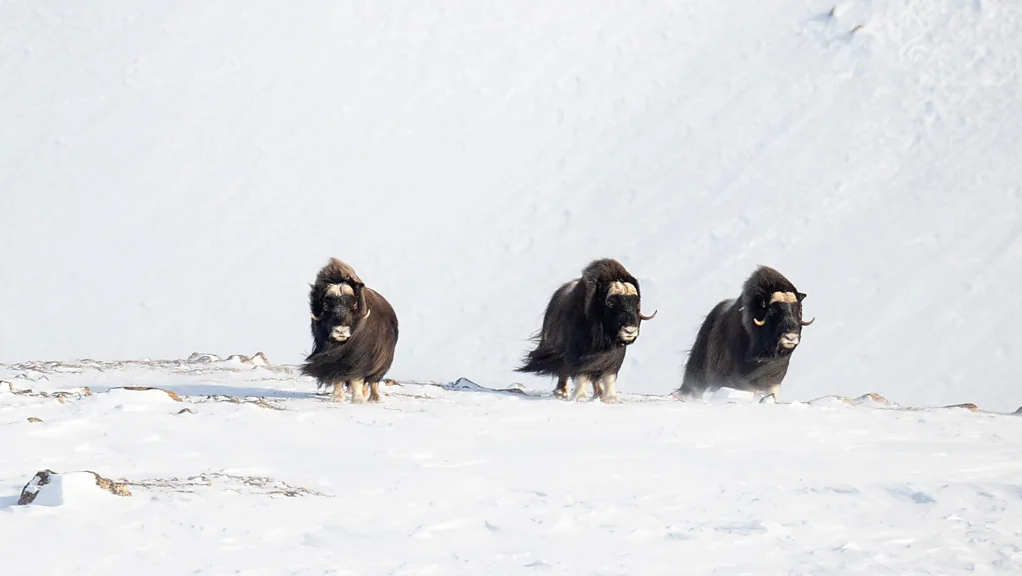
[744,266,797,295]
[582,258,636,285]
[316,258,364,286]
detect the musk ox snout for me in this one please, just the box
[618,325,639,343]
[780,332,800,349]
[331,325,352,342]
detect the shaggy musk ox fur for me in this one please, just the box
[516,258,657,403]
[678,266,814,401]
[301,258,399,404]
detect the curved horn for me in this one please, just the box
[639,309,658,321]
[311,313,321,322]
[801,316,815,326]
[355,284,367,319]
[752,316,766,327]
[363,308,372,319]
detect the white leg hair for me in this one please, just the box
[349,378,367,404]
[368,381,381,403]
[600,373,620,404]
[554,375,569,399]
[331,381,348,403]
[571,375,591,401]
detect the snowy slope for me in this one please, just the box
[2,0,1021,410]
[2,358,1022,575]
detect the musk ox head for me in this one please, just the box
[310,258,370,344]
[582,259,657,346]
[739,266,814,358]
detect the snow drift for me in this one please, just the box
[2,358,1021,574]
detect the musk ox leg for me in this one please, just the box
[553,375,569,399]
[677,377,709,401]
[571,375,592,402]
[349,377,367,404]
[758,384,781,404]
[330,381,349,403]
[599,373,620,404]
[368,381,381,403]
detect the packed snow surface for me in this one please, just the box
[2,357,1021,574]
[1,0,1021,410]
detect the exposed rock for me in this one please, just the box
[87,471,132,497]
[853,392,890,406]
[18,469,57,505]
[807,395,853,406]
[196,395,284,410]
[176,407,196,415]
[3,381,91,402]
[126,471,328,498]
[246,352,270,366]
[443,377,527,395]
[942,403,979,412]
[115,386,183,402]
[27,417,43,423]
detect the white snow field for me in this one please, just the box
[2,357,1022,575]
[1,0,1021,411]
[3,1,1022,574]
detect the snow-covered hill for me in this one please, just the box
[2,358,1021,574]
[2,1,1020,410]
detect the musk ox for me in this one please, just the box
[301,258,399,404]
[515,258,657,403]
[677,265,814,401]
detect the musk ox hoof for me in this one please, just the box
[600,393,621,404]
[553,389,569,400]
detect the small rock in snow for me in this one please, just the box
[17,470,131,506]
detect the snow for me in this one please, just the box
[2,0,1022,572]
[2,358,1022,574]
[1,0,1020,411]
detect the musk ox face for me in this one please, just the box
[748,290,812,357]
[602,281,644,346]
[316,282,368,343]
